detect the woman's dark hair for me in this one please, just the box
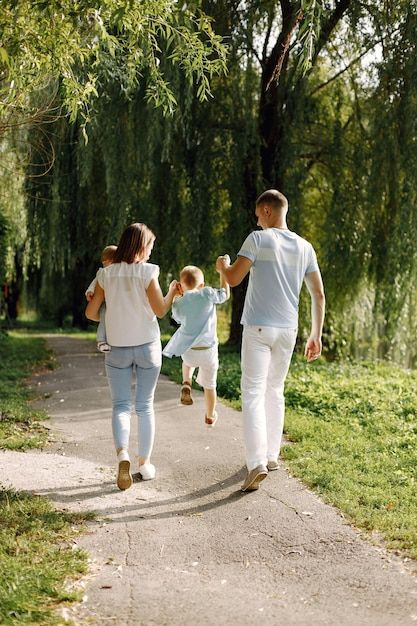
[113,223,156,264]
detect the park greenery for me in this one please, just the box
[0,1,416,617]
[161,338,417,559]
[0,488,92,625]
[0,1,415,365]
[0,332,50,449]
[0,331,92,625]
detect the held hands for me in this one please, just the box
[216,254,231,273]
[168,280,182,297]
[304,336,322,362]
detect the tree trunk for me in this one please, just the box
[227,276,249,347]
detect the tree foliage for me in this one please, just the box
[0,0,227,136]
[1,1,417,367]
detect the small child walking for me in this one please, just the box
[163,263,230,426]
[85,245,117,352]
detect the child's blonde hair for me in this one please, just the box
[180,265,204,289]
[101,245,117,263]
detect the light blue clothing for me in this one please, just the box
[163,287,228,358]
[105,340,161,458]
[238,228,319,328]
[97,303,107,344]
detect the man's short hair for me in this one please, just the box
[180,265,204,289]
[101,245,117,263]
[256,189,288,212]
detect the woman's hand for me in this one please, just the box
[147,278,179,318]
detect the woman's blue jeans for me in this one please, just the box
[104,340,161,459]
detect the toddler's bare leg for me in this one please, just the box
[204,388,216,417]
[182,363,195,385]
[181,363,195,405]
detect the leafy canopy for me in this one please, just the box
[0,0,228,134]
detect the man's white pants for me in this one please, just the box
[241,326,297,471]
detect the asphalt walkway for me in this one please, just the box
[1,335,416,625]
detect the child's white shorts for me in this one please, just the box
[182,345,219,390]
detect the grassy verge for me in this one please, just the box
[283,357,417,559]
[0,330,92,624]
[0,490,93,625]
[0,331,52,450]
[162,344,417,559]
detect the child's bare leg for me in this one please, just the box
[181,363,195,405]
[204,388,217,417]
[182,363,195,385]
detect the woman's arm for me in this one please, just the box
[85,283,105,321]
[146,278,178,318]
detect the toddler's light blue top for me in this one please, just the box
[163,287,228,358]
[238,228,319,328]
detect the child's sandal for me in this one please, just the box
[205,411,218,428]
[180,382,193,405]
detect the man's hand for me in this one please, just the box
[85,291,94,302]
[304,336,322,362]
[216,254,231,273]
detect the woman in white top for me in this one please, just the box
[86,223,178,491]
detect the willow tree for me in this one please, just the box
[0,0,227,136]
[222,0,417,358]
[0,0,227,320]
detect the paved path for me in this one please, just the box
[1,335,416,625]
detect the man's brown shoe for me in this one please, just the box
[267,458,279,471]
[180,382,193,405]
[241,464,268,492]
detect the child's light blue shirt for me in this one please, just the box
[163,287,228,358]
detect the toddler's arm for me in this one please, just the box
[219,257,230,300]
[216,254,230,300]
[85,276,98,301]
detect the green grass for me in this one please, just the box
[283,357,417,558]
[163,343,417,559]
[0,489,93,625]
[0,331,52,450]
[0,330,93,624]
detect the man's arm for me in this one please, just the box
[304,270,325,362]
[216,255,253,287]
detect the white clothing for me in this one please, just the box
[97,262,160,347]
[241,326,297,471]
[182,346,219,389]
[238,228,318,328]
[162,287,227,358]
[85,275,97,296]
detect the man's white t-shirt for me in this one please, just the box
[238,228,319,328]
[97,262,160,347]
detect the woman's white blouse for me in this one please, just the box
[97,262,160,347]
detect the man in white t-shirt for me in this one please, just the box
[216,189,325,492]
